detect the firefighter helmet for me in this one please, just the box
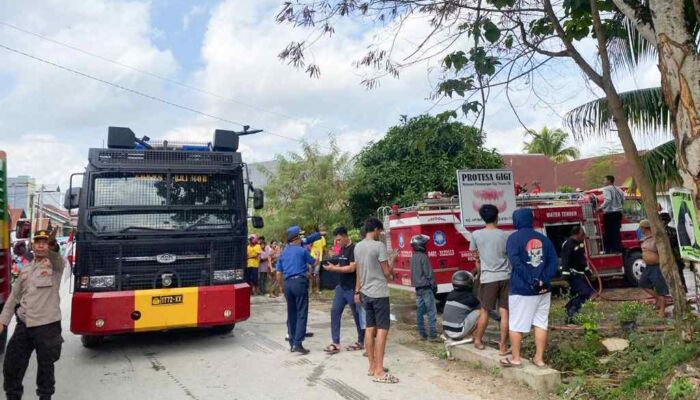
[452,270,475,291]
[410,234,430,252]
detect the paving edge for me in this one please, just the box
[449,344,561,393]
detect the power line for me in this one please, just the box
[0,42,320,145]
[0,20,337,136]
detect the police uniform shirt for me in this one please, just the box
[0,250,64,327]
[276,244,316,280]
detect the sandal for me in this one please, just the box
[346,342,364,351]
[474,343,485,350]
[499,357,522,368]
[367,367,389,376]
[324,344,340,354]
[372,373,399,384]
[529,358,548,369]
[499,349,512,357]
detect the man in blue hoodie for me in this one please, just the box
[501,208,558,368]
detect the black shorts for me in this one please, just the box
[639,264,669,296]
[361,294,390,330]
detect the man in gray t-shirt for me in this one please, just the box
[354,217,398,384]
[469,204,511,354]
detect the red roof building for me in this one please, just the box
[501,153,635,192]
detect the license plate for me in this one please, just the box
[151,295,183,305]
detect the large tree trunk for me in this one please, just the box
[650,1,700,205]
[591,0,693,339]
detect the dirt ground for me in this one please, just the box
[311,289,557,400]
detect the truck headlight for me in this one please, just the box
[89,275,115,288]
[213,270,236,282]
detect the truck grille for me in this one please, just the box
[76,237,245,291]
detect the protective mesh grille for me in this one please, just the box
[91,173,237,208]
[76,238,245,291]
[90,149,238,168]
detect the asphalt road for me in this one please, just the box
[0,278,479,400]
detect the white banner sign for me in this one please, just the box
[456,169,516,227]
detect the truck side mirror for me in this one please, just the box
[251,216,264,229]
[64,187,81,210]
[253,188,264,210]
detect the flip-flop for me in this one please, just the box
[529,358,548,369]
[346,342,364,351]
[474,343,485,350]
[324,344,340,354]
[372,373,399,384]
[499,350,512,357]
[367,367,389,376]
[499,357,522,368]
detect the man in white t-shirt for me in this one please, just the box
[469,204,511,355]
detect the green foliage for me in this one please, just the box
[557,185,575,193]
[583,157,614,189]
[616,301,647,323]
[621,336,700,395]
[348,115,502,226]
[573,301,602,341]
[558,349,601,374]
[522,126,580,163]
[256,142,351,241]
[668,377,696,400]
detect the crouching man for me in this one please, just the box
[442,271,481,342]
[1,229,65,400]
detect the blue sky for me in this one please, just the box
[0,0,664,189]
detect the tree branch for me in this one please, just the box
[610,0,657,45]
[542,0,604,88]
[516,20,568,57]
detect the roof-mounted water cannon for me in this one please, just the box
[107,126,263,152]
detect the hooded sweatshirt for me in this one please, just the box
[507,208,558,296]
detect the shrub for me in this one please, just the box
[668,377,696,400]
[616,301,646,323]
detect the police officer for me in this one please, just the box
[276,226,316,354]
[561,226,595,320]
[1,229,64,400]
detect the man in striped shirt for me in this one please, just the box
[442,271,480,341]
[600,175,625,253]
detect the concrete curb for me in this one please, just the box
[449,344,561,393]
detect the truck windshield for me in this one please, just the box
[89,172,240,232]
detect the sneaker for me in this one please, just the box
[419,335,428,341]
[428,336,441,343]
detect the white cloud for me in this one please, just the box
[182,5,207,31]
[0,0,670,193]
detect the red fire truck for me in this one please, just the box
[381,190,645,298]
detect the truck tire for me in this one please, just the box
[624,251,645,287]
[212,324,235,334]
[81,335,105,348]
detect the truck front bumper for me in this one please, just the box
[71,283,250,335]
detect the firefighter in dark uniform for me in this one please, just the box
[1,229,64,400]
[561,226,596,320]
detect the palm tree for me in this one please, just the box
[563,15,693,189]
[522,126,581,163]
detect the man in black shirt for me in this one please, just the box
[323,227,365,354]
[561,226,595,319]
[442,271,480,341]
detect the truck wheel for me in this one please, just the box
[212,324,235,334]
[81,335,105,348]
[624,251,645,287]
